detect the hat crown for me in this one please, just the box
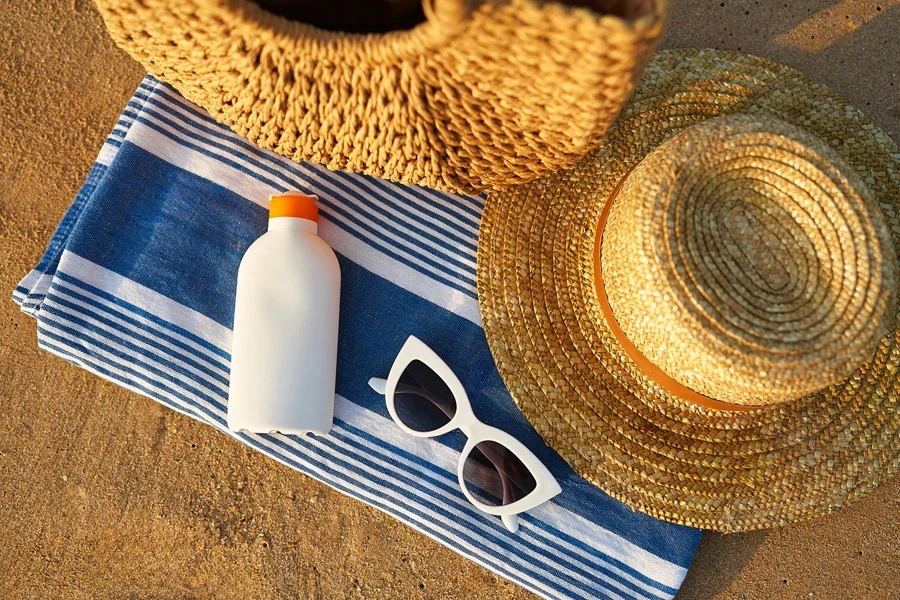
[600,115,897,406]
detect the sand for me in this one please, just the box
[0,1,898,598]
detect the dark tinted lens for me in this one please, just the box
[462,441,537,507]
[393,359,457,433]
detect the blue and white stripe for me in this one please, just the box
[14,75,700,600]
[122,78,483,322]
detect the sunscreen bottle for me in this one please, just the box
[227,192,340,435]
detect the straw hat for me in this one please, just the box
[94,0,664,194]
[477,48,900,533]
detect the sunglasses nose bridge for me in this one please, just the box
[456,420,477,440]
[452,400,485,440]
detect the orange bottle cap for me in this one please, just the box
[269,192,319,222]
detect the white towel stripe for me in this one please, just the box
[49,275,230,370]
[59,252,233,354]
[109,121,484,322]
[124,118,472,276]
[40,295,230,395]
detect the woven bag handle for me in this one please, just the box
[423,0,472,27]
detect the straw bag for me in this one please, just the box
[94,0,665,194]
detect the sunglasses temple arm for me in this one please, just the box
[476,446,514,506]
[477,445,525,504]
[472,446,524,532]
[502,513,519,533]
[368,377,387,394]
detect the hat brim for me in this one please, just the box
[477,48,900,533]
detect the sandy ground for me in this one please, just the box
[1,1,898,598]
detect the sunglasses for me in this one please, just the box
[368,336,561,533]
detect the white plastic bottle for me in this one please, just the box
[227,192,340,435]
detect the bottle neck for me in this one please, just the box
[268,217,318,234]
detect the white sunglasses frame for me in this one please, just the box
[368,335,561,533]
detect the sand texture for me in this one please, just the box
[1,0,898,598]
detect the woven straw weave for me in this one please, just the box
[601,115,896,406]
[94,0,664,194]
[478,49,900,532]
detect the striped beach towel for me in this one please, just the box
[13,75,702,600]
